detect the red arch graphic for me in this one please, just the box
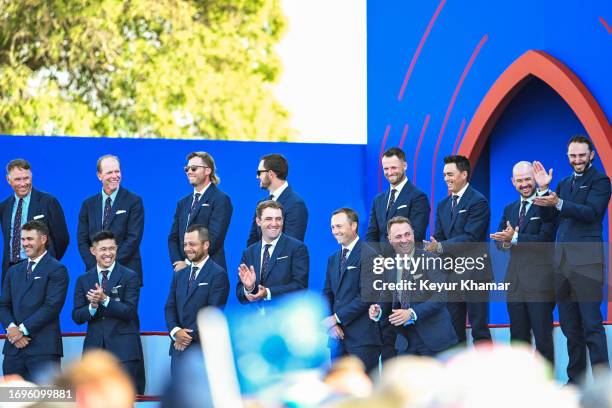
[457,50,612,314]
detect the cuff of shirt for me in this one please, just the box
[265,288,271,301]
[102,296,110,308]
[334,313,341,324]
[511,230,519,245]
[18,323,29,336]
[89,305,98,316]
[170,327,181,341]
[373,309,382,322]
[7,322,17,330]
[244,285,256,295]
[536,188,550,196]
[556,198,563,211]
[437,242,443,254]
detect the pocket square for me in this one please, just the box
[113,285,122,289]
[530,216,540,220]
[396,204,407,210]
[347,266,357,270]
[198,282,208,286]
[277,256,289,260]
[115,210,127,215]
[202,203,210,207]
[579,185,588,189]
[33,214,45,220]
[458,209,467,214]
[33,276,42,280]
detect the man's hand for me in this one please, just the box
[6,326,23,343]
[532,161,553,191]
[327,325,344,340]
[389,309,414,326]
[369,304,381,321]
[87,283,107,305]
[175,328,193,347]
[173,261,188,272]
[238,264,257,291]
[245,285,268,302]
[423,236,439,253]
[173,340,187,352]
[533,192,559,207]
[321,315,338,331]
[14,337,30,349]
[490,221,517,243]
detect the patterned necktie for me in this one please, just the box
[261,244,272,282]
[11,198,24,262]
[451,195,459,218]
[268,194,274,201]
[339,248,349,274]
[102,197,112,229]
[187,193,202,225]
[26,260,35,281]
[188,266,199,289]
[400,267,411,309]
[101,270,109,292]
[387,189,397,217]
[518,200,528,229]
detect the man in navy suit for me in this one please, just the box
[168,152,233,272]
[77,155,145,285]
[165,224,229,374]
[0,221,69,382]
[247,154,308,246]
[237,200,309,304]
[369,216,458,356]
[72,230,145,393]
[490,161,556,364]
[533,135,611,383]
[424,155,492,343]
[1,159,69,282]
[321,208,381,372]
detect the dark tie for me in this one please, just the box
[101,270,109,292]
[102,197,112,229]
[11,198,24,262]
[386,188,397,217]
[187,193,202,224]
[451,195,459,218]
[518,200,528,229]
[26,260,35,281]
[261,244,272,282]
[400,267,411,309]
[570,175,578,192]
[339,248,349,274]
[268,194,274,201]
[188,266,199,290]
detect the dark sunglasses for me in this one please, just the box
[184,165,208,173]
[256,169,269,177]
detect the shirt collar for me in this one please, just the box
[14,190,32,203]
[391,177,408,195]
[262,234,281,248]
[97,261,116,275]
[193,183,212,197]
[270,181,289,200]
[28,250,47,264]
[191,256,209,271]
[574,164,591,177]
[342,236,359,254]
[102,187,119,202]
[519,193,536,204]
[453,182,470,199]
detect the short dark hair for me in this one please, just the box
[22,220,49,238]
[256,200,284,219]
[261,154,289,180]
[443,155,471,179]
[332,207,359,226]
[6,159,31,175]
[97,154,120,173]
[91,230,116,246]
[382,147,406,162]
[187,151,220,184]
[386,216,412,235]
[567,135,594,152]
[186,224,210,242]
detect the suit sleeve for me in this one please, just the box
[433,204,446,242]
[365,201,380,242]
[101,272,139,321]
[23,265,68,336]
[322,256,335,312]
[116,196,145,265]
[268,243,309,297]
[557,175,611,223]
[236,250,250,304]
[0,270,16,328]
[168,201,183,265]
[72,276,95,325]
[283,200,308,242]
[207,194,233,258]
[208,270,230,308]
[246,213,259,247]
[409,191,431,243]
[164,274,179,331]
[77,201,96,268]
[47,196,70,260]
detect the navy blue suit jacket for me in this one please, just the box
[433,185,492,281]
[236,233,309,304]
[553,165,611,266]
[247,186,308,246]
[0,188,69,277]
[0,253,68,357]
[366,182,430,244]
[72,264,141,363]
[497,199,556,294]
[323,239,381,348]
[77,187,144,284]
[164,258,229,356]
[380,249,458,353]
[168,184,233,271]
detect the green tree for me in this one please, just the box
[0,0,294,140]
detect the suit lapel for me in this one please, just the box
[186,260,210,301]
[508,200,520,228]
[19,253,50,301]
[252,241,262,283]
[106,265,123,293]
[338,239,360,287]
[176,269,189,310]
[522,200,538,228]
[188,185,214,226]
[264,235,286,281]
[449,187,472,231]
[388,184,412,218]
[2,196,14,238]
[26,190,40,221]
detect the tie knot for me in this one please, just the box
[101,270,109,278]
[268,194,274,200]
[390,188,397,195]
[105,197,111,204]
[194,193,201,201]
[522,200,528,206]
[264,243,272,251]
[342,248,349,257]
[452,194,459,201]
[191,265,199,273]
[28,261,35,269]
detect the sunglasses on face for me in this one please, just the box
[184,165,208,173]
[256,169,269,177]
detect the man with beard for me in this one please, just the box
[168,152,233,272]
[490,161,556,364]
[246,154,308,246]
[322,208,381,372]
[533,135,611,383]
[369,216,457,356]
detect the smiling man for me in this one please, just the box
[533,135,611,383]
[0,159,69,282]
[0,221,69,382]
[237,200,309,305]
[77,155,145,285]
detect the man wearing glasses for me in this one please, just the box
[246,154,308,246]
[168,152,233,272]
